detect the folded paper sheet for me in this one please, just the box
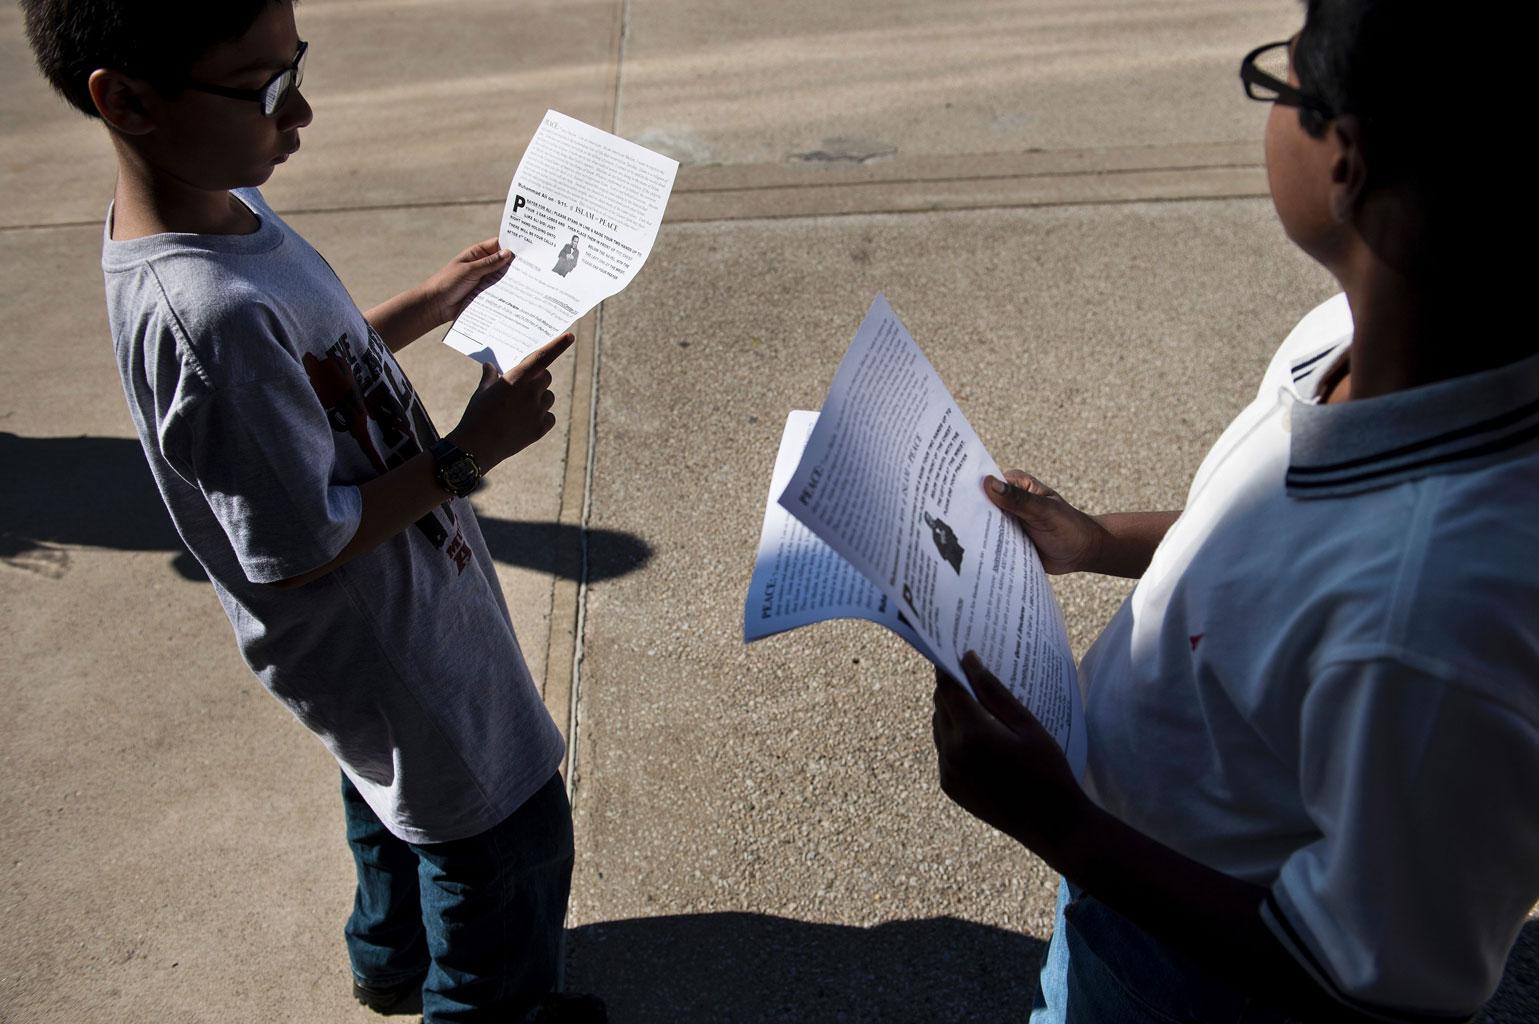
[746,295,1085,773]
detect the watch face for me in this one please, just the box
[443,456,478,492]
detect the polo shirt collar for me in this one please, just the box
[1286,346,1539,499]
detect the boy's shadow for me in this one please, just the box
[0,432,649,583]
[565,912,1047,1023]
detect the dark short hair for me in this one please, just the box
[1292,0,1478,190]
[21,0,285,119]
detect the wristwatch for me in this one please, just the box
[431,438,481,497]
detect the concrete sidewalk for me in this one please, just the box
[2,1,1534,1021]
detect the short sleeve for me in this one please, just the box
[1264,657,1539,1018]
[161,362,362,585]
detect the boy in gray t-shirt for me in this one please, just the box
[24,1,601,1019]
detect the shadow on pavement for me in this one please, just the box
[564,912,1046,1023]
[0,431,204,580]
[476,517,653,583]
[566,912,1539,1023]
[0,432,649,583]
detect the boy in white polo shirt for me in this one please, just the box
[929,1,1537,1021]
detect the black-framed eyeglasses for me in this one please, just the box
[1240,40,1331,118]
[184,40,308,117]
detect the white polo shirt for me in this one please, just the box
[1079,293,1539,1019]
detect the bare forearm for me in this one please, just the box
[365,287,437,353]
[1088,510,1181,578]
[270,334,569,590]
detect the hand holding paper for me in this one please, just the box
[422,237,514,327]
[932,652,1084,850]
[744,295,1085,775]
[445,110,679,371]
[983,470,1110,576]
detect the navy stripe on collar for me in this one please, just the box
[1288,416,1539,492]
[1287,350,1539,499]
[1291,395,1539,478]
[1291,346,1339,381]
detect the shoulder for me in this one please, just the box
[1402,462,1539,702]
[103,233,306,389]
[118,263,294,387]
[1305,459,1539,716]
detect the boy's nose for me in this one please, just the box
[278,88,314,130]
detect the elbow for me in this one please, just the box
[266,566,328,589]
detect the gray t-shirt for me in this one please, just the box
[102,188,563,844]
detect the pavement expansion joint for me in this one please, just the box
[0,141,1265,236]
[680,160,1257,196]
[566,302,603,800]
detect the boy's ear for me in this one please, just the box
[1327,115,1369,223]
[87,69,157,136]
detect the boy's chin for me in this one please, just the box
[244,164,280,188]
[194,165,280,192]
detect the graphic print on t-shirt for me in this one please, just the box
[302,326,474,574]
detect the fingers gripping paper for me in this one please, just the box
[744,295,1085,774]
[445,110,679,371]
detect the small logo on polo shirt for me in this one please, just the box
[1189,634,1204,651]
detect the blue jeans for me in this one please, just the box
[341,772,574,1023]
[1031,879,1299,1024]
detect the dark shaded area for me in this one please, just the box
[0,432,649,583]
[1480,920,1539,1024]
[0,431,206,580]
[564,912,1046,1023]
[476,518,652,583]
[566,912,1539,1024]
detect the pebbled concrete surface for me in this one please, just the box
[563,199,1339,1018]
[4,0,1537,1021]
[616,0,1299,167]
[0,0,625,229]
